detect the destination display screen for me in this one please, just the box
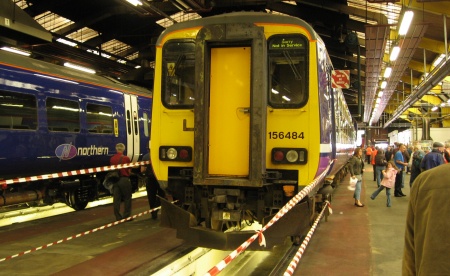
[269,36,305,50]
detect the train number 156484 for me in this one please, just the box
[268,131,304,139]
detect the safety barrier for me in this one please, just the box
[284,200,331,275]
[0,161,150,186]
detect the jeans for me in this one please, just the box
[371,186,391,207]
[375,166,385,187]
[353,175,362,200]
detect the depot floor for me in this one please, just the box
[295,166,410,276]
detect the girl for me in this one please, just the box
[370,160,398,207]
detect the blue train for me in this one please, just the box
[0,50,152,210]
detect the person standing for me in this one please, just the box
[385,146,394,162]
[374,149,386,188]
[420,141,445,171]
[371,146,378,181]
[409,145,425,187]
[365,145,372,164]
[444,142,450,163]
[370,161,398,207]
[141,147,166,219]
[110,143,132,221]
[348,147,365,207]
[393,143,408,197]
[403,163,450,275]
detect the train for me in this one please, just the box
[0,50,152,210]
[150,12,356,250]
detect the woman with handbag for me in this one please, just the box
[370,161,399,207]
[348,147,365,207]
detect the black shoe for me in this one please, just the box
[401,194,407,197]
[394,194,402,197]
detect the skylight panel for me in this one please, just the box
[14,0,31,9]
[156,11,201,28]
[66,27,99,43]
[101,39,132,56]
[34,11,75,32]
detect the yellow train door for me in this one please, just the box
[208,47,251,176]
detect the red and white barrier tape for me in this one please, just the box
[0,161,150,186]
[0,204,162,262]
[284,200,331,276]
[204,161,333,276]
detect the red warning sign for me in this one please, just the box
[331,70,350,89]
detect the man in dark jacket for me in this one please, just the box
[420,141,445,171]
[141,147,166,219]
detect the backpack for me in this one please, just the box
[103,156,123,193]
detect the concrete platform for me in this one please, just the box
[296,166,410,275]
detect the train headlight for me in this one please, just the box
[286,150,298,162]
[271,148,307,164]
[167,148,177,159]
[160,146,192,162]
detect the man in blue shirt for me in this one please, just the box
[394,144,408,197]
[420,141,445,171]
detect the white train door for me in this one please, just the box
[124,94,140,162]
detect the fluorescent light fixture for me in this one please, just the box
[376,98,381,104]
[117,59,127,64]
[126,0,142,6]
[431,106,438,112]
[34,74,79,84]
[271,88,279,94]
[378,91,384,97]
[447,99,450,103]
[64,62,96,74]
[1,46,31,56]
[135,65,141,69]
[282,96,291,101]
[399,11,414,36]
[390,46,400,61]
[56,38,77,47]
[384,67,392,78]
[380,81,387,89]
[432,54,446,67]
[375,103,379,108]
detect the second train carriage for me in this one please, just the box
[0,50,152,210]
[150,12,356,250]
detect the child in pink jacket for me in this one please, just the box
[370,161,399,207]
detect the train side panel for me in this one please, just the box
[0,51,152,209]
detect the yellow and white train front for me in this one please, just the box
[151,12,335,250]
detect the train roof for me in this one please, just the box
[157,12,318,46]
[0,51,152,96]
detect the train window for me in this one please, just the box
[162,40,195,109]
[46,98,80,132]
[268,35,308,108]
[0,91,37,130]
[126,110,132,134]
[142,112,149,137]
[86,103,113,134]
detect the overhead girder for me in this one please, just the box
[407,2,450,16]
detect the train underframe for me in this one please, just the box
[160,167,345,250]
[0,173,142,211]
